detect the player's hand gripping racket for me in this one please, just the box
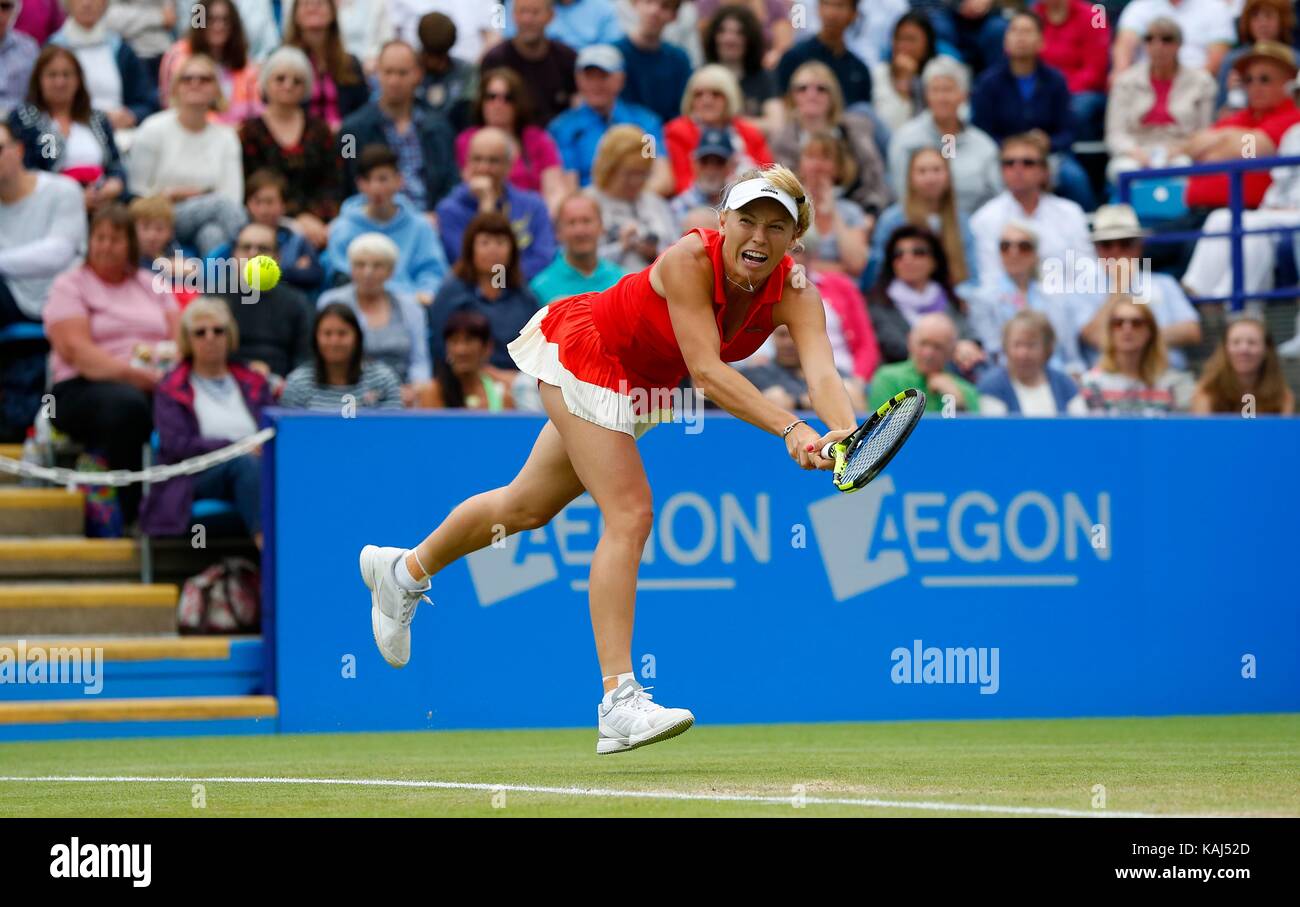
[820,388,926,493]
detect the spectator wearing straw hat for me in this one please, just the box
[1073,204,1202,370]
[1183,41,1300,210]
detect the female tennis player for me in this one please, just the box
[361,164,859,754]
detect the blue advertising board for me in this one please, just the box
[269,411,1299,733]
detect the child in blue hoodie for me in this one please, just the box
[326,146,450,305]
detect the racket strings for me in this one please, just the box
[842,396,923,484]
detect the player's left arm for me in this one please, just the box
[773,278,858,450]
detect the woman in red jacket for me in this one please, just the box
[359,166,858,755]
[664,64,773,196]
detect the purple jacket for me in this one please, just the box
[139,361,271,536]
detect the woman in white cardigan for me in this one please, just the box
[127,54,246,255]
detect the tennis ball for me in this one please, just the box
[244,254,281,292]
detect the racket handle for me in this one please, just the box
[820,441,837,460]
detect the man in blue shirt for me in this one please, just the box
[547,44,669,190]
[530,193,625,303]
[970,10,1095,211]
[776,0,873,107]
[616,0,692,125]
[435,127,557,281]
[505,0,624,50]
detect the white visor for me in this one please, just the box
[723,178,802,222]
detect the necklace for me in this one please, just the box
[725,270,756,293]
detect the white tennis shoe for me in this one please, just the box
[596,679,694,755]
[360,545,431,668]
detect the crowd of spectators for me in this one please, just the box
[1,0,1299,542]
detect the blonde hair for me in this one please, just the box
[128,194,175,226]
[169,53,227,113]
[786,61,844,122]
[178,296,239,360]
[681,64,743,120]
[903,147,966,285]
[1099,293,1168,386]
[591,124,653,192]
[721,164,814,240]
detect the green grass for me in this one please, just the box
[0,714,1296,817]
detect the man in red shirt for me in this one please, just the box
[1184,41,1300,209]
[1034,0,1111,140]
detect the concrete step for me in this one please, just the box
[0,487,84,536]
[0,695,279,740]
[0,583,177,635]
[0,445,20,485]
[0,538,139,579]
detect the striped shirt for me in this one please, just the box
[280,362,404,412]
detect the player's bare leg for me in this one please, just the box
[407,418,586,577]
[361,405,585,667]
[533,383,694,754]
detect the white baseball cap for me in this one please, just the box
[723,178,802,222]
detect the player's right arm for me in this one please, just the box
[658,239,823,468]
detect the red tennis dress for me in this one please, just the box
[508,228,794,436]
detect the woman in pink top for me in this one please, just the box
[43,204,179,522]
[456,68,567,213]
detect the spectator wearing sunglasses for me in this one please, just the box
[157,0,262,124]
[967,221,1083,377]
[1079,293,1193,415]
[1216,0,1293,114]
[456,68,567,213]
[239,47,343,250]
[866,224,981,375]
[141,295,270,548]
[774,0,873,109]
[127,54,247,255]
[969,132,1094,292]
[1104,18,1215,183]
[1074,205,1202,369]
[1112,0,1234,78]
[1183,42,1300,211]
[769,61,886,218]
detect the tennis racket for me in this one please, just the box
[819,388,926,493]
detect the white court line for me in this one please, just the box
[0,775,1181,817]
